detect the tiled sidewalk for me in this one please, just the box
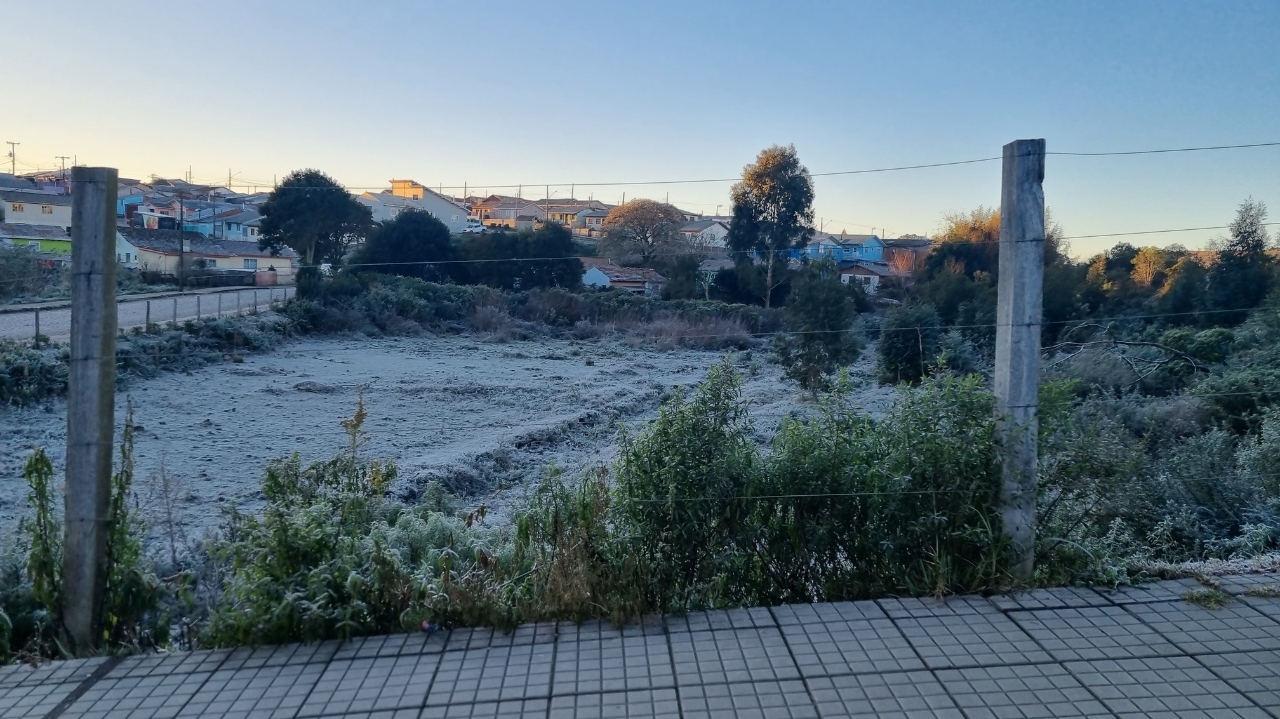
[3,575,1280,718]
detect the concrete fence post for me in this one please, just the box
[33,308,40,349]
[172,297,178,325]
[145,301,151,331]
[63,166,118,655]
[995,139,1046,580]
[196,295,201,320]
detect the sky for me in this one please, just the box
[6,0,1279,257]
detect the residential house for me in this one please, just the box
[1,189,72,229]
[120,227,298,284]
[117,182,149,219]
[358,187,469,233]
[532,199,612,230]
[0,223,140,268]
[0,174,37,190]
[581,257,666,296]
[679,219,729,248]
[578,209,610,236]
[799,233,885,263]
[468,195,547,227]
[838,261,892,294]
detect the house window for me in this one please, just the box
[41,205,53,214]
[11,203,23,212]
[244,258,258,269]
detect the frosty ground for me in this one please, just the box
[0,332,896,547]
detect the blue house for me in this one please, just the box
[796,233,885,263]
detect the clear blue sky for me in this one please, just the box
[8,0,1279,256]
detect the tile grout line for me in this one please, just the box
[661,615,686,719]
[875,601,982,719]
[415,631,450,716]
[765,606,820,719]
[544,623,560,719]
[991,597,1122,719]
[42,656,122,719]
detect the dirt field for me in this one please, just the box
[0,334,896,547]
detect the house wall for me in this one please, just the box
[4,198,71,228]
[360,193,470,233]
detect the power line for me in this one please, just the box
[210,139,1280,194]
[1048,141,1280,157]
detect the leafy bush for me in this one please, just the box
[773,259,864,394]
[877,304,942,384]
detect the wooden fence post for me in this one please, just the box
[63,166,118,655]
[995,139,1046,580]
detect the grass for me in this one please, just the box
[1182,587,1233,609]
[1244,584,1280,598]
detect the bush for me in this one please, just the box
[877,304,942,384]
[773,259,863,395]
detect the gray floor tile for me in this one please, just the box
[667,606,776,633]
[548,688,681,718]
[807,670,962,719]
[299,653,437,716]
[1240,595,1280,623]
[336,711,422,719]
[109,649,229,678]
[1125,599,1280,654]
[60,671,211,719]
[1195,650,1280,714]
[421,698,548,718]
[182,662,327,718]
[333,632,450,661]
[1009,605,1182,661]
[444,627,497,653]
[935,663,1111,718]
[426,644,554,706]
[896,606,1050,668]
[0,680,81,719]
[679,679,817,719]
[557,617,664,642]
[0,656,110,688]
[1093,577,1205,605]
[669,627,799,685]
[780,615,923,676]
[771,600,886,625]
[1066,655,1270,718]
[988,586,1114,611]
[877,594,995,619]
[1214,573,1280,596]
[490,622,558,648]
[552,632,673,695]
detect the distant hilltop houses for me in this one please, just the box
[0,170,941,294]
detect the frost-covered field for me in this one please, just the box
[0,334,896,545]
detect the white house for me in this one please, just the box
[581,257,666,296]
[838,261,892,293]
[358,191,469,233]
[1,189,72,229]
[680,219,729,248]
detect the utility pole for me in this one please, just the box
[994,139,1046,581]
[5,141,18,175]
[178,194,186,291]
[56,156,71,181]
[64,166,118,655]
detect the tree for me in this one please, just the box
[1130,246,1165,288]
[1208,199,1274,322]
[1154,256,1208,323]
[773,259,863,395]
[726,145,815,308]
[463,222,583,290]
[599,200,687,264]
[258,169,373,266]
[353,208,456,282]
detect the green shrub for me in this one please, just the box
[877,304,942,384]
